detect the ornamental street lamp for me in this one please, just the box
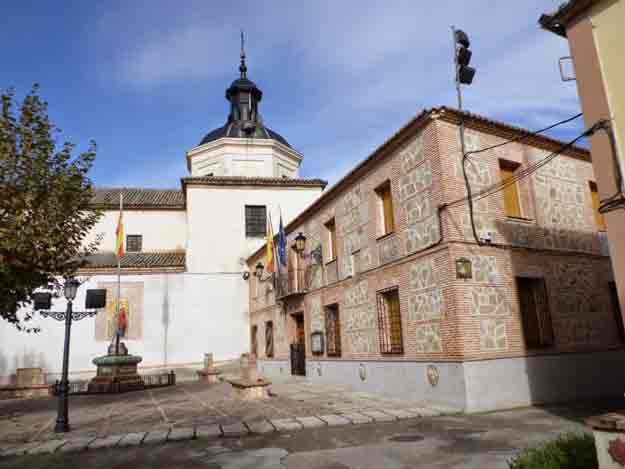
[294,232,307,256]
[37,278,105,433]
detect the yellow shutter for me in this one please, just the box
[590,183,606,230]
[382,186,395,234]
[501,167,522,217]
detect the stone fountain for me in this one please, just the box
[88,341,144,393]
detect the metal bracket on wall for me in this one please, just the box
[559,56,576,82]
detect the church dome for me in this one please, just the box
[199,38,291,148]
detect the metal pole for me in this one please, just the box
[54,299,72,433]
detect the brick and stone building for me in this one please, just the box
[247,107,625,412]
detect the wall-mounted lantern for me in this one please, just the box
[294,232,307,256]
[455,257,473,280]
[254,262,264,278]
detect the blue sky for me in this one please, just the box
[1,1,582,188]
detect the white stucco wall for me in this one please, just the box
[84,210,187,252]
[186,185,323,273]
[0,272,248,384]
[187,138,302,178]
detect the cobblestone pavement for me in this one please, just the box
[0,402,619,468]
[0,377,447,452]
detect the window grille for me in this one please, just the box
[126,235,142,253]
[245,205,267,238]
[376,288,403,354]
[325,304,341,357]
[265,321,274,358]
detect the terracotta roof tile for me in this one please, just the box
[181,176,327,188]
[91,188,185,209]
[81,251,186,270]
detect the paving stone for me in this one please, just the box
[359,410,397,422]
[0,441,42,457]
[295,416,327,429]
[245,419,276,434]
[87,435,124,450]
[168,427,195,441]
[380,408,420,419]
[195,425,222,439]
[221,422,249,437]
[406,407,441,417]
[27,439,67,455]
[58,437,97,453]
[142,429,170,445]
[341,412,374,424]
[317,414,351,427]
[270,418,303,432]
[118,432,147,447]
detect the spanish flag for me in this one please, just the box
[115,193,124,259]
[266,212,275,274]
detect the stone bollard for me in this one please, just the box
[196,352,220,384]
[241,353,259,382]
[226,353,270,400]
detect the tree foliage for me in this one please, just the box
[0,85,101,329]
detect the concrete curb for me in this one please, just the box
[0,407,442,459]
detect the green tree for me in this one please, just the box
[0,85,101,329]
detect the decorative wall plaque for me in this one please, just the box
[311,331,324,354]
[426,365,440,387]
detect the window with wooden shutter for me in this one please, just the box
[377,288,403,354]
[375,181,395,236]
[245,205,267,238]
[325,304,341,357]
[265,321,274,358]
[499,160,522,218]
[516,277,554,349]
[589,182,607,231]
[325,218,337,262]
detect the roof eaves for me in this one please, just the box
[538,0,595,37]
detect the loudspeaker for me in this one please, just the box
[85,289,106,309]
[33,292,52,311]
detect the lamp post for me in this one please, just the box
[38,278,103,433]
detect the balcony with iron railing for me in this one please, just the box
[275,265,313,299]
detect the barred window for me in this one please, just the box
[126,235,142,253]
[265,321,274,358]
[377,288,403,354]
[325,304,341,357]
[245,205,267,238]
[251,325,258,356]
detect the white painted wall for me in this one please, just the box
[0,272,248,384]
[186,185,323,273]
[84,210,187,252]
[187,138,302,178]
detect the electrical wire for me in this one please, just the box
[464,112,583,162]
[446,121,602,211]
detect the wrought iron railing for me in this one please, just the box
[275,266,312,299]
[49,371,176,395]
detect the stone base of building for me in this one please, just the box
[0,384,50,400]
[259,348,625,413]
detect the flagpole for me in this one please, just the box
[115,192,122,355]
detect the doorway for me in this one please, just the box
[290,312,306,376]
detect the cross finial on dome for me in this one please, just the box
[239,30,247,79]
